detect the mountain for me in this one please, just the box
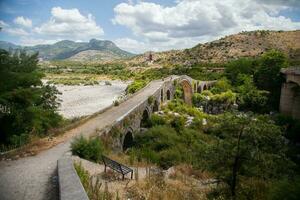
[0,39,135,61]
[127,30,300,66]
[0,41,21,50]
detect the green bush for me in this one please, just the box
[132,125,210,169]
[149,114,167,126]
[210,77,232,94]
[211,90,236,104]
[237,74,269,113]
[274,114,300,143]
[170,116,186,132]
[192,93,208,107]
[225,58,256,85]
[71,136,104,162]
[267,177,300,200]
[126,80,147,94]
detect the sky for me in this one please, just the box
[0,0,300,53]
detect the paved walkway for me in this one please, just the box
[0,79,165,200]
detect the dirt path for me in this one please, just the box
[0,79,166,200]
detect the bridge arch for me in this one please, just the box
[123,128,134,151]
[153,100,159,112]
[140,107,151,128]
[180,79,193,105]
[160,89,164,102]
[166,90,171,100]
[197,85,202,93]
[203,84,208,90]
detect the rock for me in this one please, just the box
[158,111,164,115]
[165,166,175,178]
[174,112,180,116]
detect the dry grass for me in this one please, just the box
[126,175,209,200]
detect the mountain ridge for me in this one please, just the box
[0,39,135,61]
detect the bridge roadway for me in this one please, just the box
[0,77,167,200]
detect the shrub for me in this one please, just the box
[192,93,208,107]
[170,116,186,132]
[211,90,236,104]
[237,74,269,113]
[126,80,147,94]
[74,162,113,200]
[71,136,104,162]
[159,148,182,169]
[149,114,167,126]
[274,114,300,143]
[210,77,232,94]
[225,58,256,85]
[267,177,300,200]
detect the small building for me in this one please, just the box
[279,67,300,120]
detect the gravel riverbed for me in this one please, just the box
[56,80,129,119]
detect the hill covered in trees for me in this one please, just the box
[128,30,300,66]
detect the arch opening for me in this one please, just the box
[153,100,159,112]
[203,84,207,90]
[166,90,171,100]
[123,131,133,151]
[197,86,202,93]
[161,89,164,102]
[141,109,150,128]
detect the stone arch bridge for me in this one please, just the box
[0,75,215,200]
[100,75,215,151]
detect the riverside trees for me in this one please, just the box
[0,50,62,146]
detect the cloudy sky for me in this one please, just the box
[0,0,299,53]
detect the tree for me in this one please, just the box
[205,113,292,199]
[0,50,62,146]
[225,58,256,85]
[254,50,288,110]
[236,74,269,113]
[210,77,232,94]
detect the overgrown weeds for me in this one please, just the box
[71,136,104,162]
[74,162,114,200]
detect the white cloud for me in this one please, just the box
[115,35,217,53]
[34,7,104,40]
[14,16,32,28]
[0,20,9,27]
[115,38,149,53]
[113,0,300,52]
[4,27,29,36]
